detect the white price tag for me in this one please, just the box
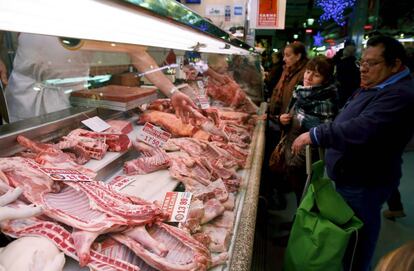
[196,80,205,89]
[81,116,111,132]
[197,95,210,109]
[137,122,171,148]
[162,192,192,222]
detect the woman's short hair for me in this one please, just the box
[306,55,334,84]
[286,41,308,61]
[375,241,414,271]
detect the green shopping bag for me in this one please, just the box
[283,160,363,271]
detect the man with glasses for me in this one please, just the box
[291,35,414,271]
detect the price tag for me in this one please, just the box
[196,80,205,89]
[196,80,206,95]
[161,192,192,222]
[197,95,210,109]
[81,116,111,132]
[137,122,171,148]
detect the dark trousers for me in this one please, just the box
[387,187,404,211]
[261,119,282,199]
[336,182,397,271]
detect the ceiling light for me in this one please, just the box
[0,0,250,55]
[307,18,315,26]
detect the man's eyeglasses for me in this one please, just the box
[355,59,385,68]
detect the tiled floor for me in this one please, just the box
[252,151,414,270]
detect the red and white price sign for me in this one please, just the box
[137,122,171,148]
[196,80,205,91]
[197,95,210,109]
[162,192,192,222]
[26,160,94,182]
[39,167,94,182]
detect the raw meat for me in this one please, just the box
[0,236,65,271]
[201,198,225,224]
[124,141,170,175]
[200,224,231,253]
[1,217,140,271]
[104,120,133,134]
[138,111,197,137]
[112,222,211,271]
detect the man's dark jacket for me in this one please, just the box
[310,68,414,186]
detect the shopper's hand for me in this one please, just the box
[0,59,8,86]
[170,91,198,124]
[279,113,292,125]
[291,132,311,155]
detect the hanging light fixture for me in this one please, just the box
[307,18,315,26]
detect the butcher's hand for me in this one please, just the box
[291,132,312,155]
[279,113,292,125]
[0,59,7,86]
[171,91,198,124]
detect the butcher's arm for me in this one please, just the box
[0,32,8,85]
[130,51,198,123]
[203,66,229,85]
[76,39,198,122]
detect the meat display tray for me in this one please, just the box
[70,85,158,111]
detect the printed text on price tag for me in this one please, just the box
[137,122,171,148]
[26,160,94,182]
[197,95,210,109]
[161,192,192,222]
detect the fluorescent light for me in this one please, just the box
[0,0,250,55]
[398,38,414,42]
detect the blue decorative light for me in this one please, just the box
[313,32,324,47]
[316,0,356,26]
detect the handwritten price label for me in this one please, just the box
[161,192,192,222]
[137,122,171,148]
[197,95,210,109]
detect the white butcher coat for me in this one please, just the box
[5,33,92,122]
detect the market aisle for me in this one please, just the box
[373,150,414,266]
[253,151,414,270]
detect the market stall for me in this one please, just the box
[0,1,265,270]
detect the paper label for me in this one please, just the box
[197,95,210,109]
[137,122,171,148]
[81,116,111,132]
[196,80,205,89]
[162,192,192,222]
[26,161,93,182]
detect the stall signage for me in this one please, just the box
[258,0,278,27]
[206,5,224,16]
[162,192,192,222]
[234,5,243,16]
[137,122,171,148]
[82,116,111,132]
[197,95,210,109]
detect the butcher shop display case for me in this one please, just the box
[0,1,266,271]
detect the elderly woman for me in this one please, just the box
[279,55,338,205]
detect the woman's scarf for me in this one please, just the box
[289,83,338,129]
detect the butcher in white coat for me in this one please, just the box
[4,33,92,122]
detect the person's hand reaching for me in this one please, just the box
[279,113,292,125]
[170,91,198,124]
